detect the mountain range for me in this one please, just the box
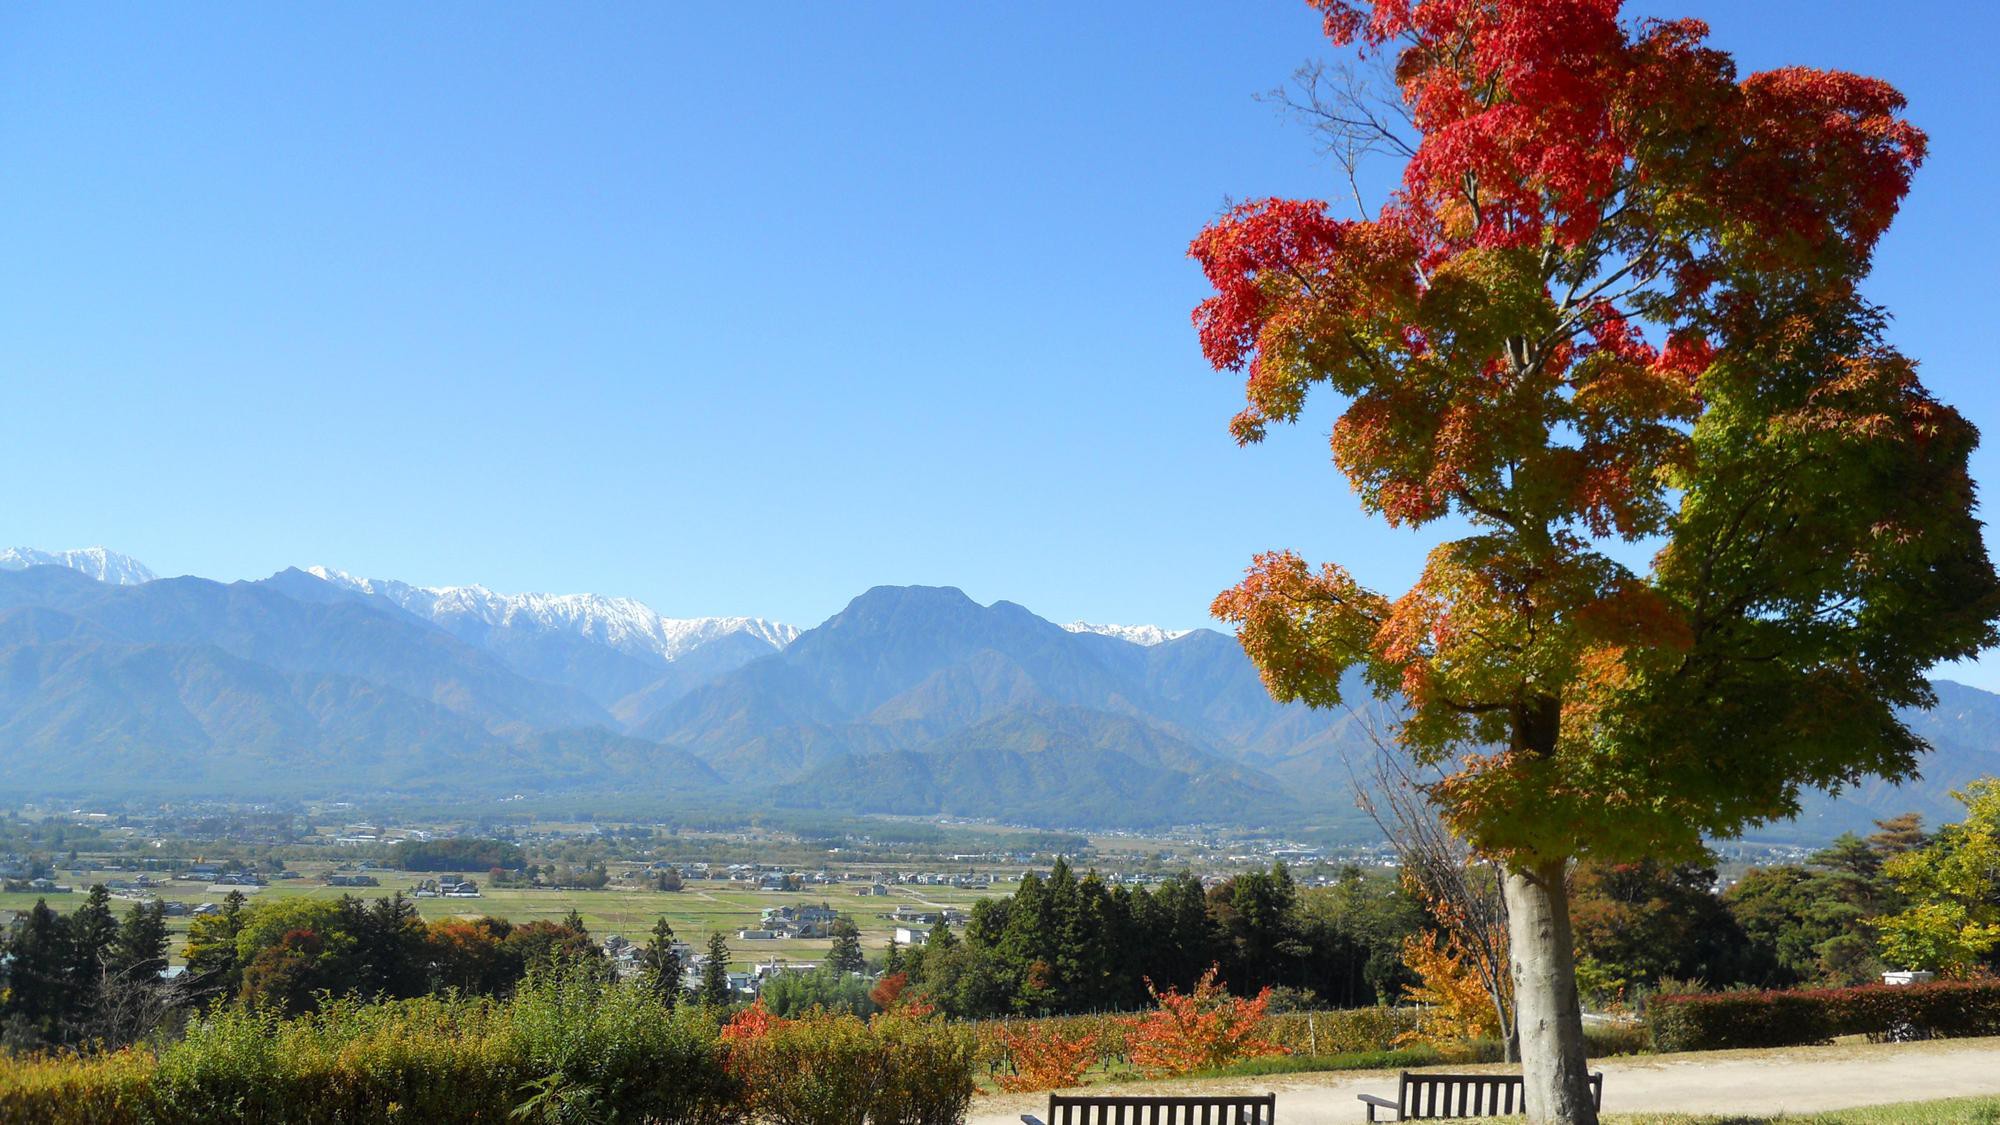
[0,547,1993,841]
[0,547,157,586]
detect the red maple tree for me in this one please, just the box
[1194,3,1998,1121]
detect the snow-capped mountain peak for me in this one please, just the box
[0,547,157,585]
[304,566,797,662]
[1062,621,1192,646]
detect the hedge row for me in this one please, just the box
[1647,980,2000,1052]
[965,1006,1421,1074]
[0,973,974,1125]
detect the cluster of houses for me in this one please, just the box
[736,902,838,940]
[410,875,481,898]
[882,904,968,946]
[635,861,1000,894]
[2,876,74,894]
[683,951,826,999]
[886,871,994,889]
[599,934,815,999]
[174,864,268,886]
[0,855,42,880]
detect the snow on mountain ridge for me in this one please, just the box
[305,566,797,661]
[0,547,157,586]
[1062,621,1192,646]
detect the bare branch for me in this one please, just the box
[1340,703,1517,1058]
[1260,58,1417,220]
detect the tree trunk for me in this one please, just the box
[1503,858,1597,1125]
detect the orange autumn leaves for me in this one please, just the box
[992,968,1284,1092]
[994,1024,1098,1093]
[1396,930,1509,1053]
[1123,968,1285,1079]
[1213,544,1687,760]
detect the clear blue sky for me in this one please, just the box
[6,2,1998,684]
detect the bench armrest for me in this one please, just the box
[1356,1093,1402,1123]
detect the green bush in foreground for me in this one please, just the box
[1646,979,2000,1051]
[0,968,976,1124]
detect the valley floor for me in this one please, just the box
[968,1036,2000,1125]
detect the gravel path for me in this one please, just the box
[968,1036,2000,1124]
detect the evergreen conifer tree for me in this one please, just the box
[700,931,732,1006]
[110,900,170,981]
[827,916,865,974]
[640,917,684,1005]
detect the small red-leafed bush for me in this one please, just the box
[1121,966,1285,1077]
[994,1023,1098,1092]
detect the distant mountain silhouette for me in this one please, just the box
[0,563,1993,839]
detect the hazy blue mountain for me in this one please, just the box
[0,607,511,795]
[0,610,722,802]
[0,561,1995,838]
[783,705,1300,828]
[13,569,611,734]
[635,585,1198,769]
[631,585,1362,826]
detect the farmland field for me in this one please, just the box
[0,867,1004,968]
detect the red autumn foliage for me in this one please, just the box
[1193,3,1998,1121]
[869,972,909,1012]
[721,998,783,1044]
[867,971,936,1019]
[1120,966,1284,1078]
[1193,0,1985,868]
[994,1023,1099,1093]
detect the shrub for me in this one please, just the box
[969,1005,1421,1081]
[1581,1019,1651,1058]
[869,1016,977,1125]
[0,973,984,1125]
[1394,931,1506,1055]
[1182,1045,1446,1078]
[151,994,526,1121]
[732,1012,885,1125]
[1646,979,2000,1052]
[994,1022,1097,1092]
[1122,967,1285,1078]
[511,966,740,1125]
[1265,1006,1419,1055]
[0,1048,157,1125]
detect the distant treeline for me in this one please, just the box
[389,837,525,871]
[896,858,1422,1017]
[892,814,1979,1019]
[0,888,607,1051]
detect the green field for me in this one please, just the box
[1,869,1002,969]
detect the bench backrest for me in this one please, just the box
[1044,1095,1275,1125]
[1397,1072,1603,1119]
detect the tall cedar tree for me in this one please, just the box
[1193,2,1999,1120]
[700,931,733,1007]
[640,916,684,1004]
[111,900,171,982]
[827,916,866,974]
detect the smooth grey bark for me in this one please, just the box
[1503,858,1598,1125]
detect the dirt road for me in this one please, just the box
[969,1037,2000,1124]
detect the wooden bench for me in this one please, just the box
[1022,1094,1276,1125]
[1357,1071,1603,1121]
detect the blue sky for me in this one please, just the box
[6,2,1998,685]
